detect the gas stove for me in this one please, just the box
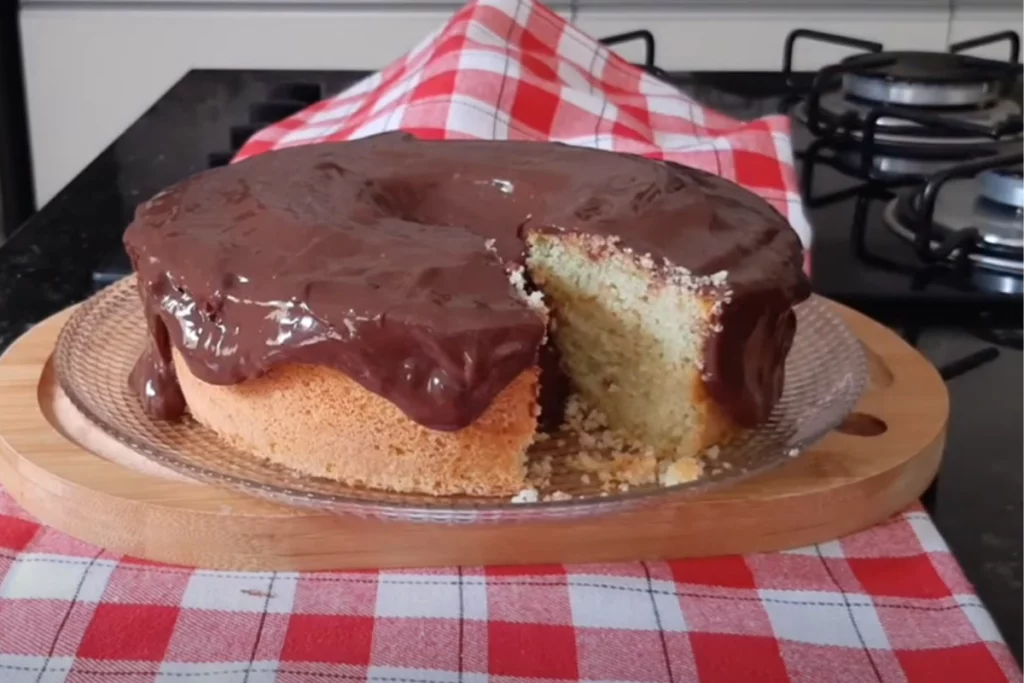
[884,155,1022,284]
[743,28,1024,344]
[802,148,1023,319]
[785,29,1022,180]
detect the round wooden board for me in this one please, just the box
[0,302,948,571]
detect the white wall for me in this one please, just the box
[19,2,1023,207]
[20,7,464,205]
[574,9,951,70]
[949,7,1023,60]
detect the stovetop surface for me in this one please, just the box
[0,69,1020,657]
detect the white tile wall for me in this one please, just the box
[21,7,468,205]
[574,8,951,70]
[948,7,1023,59]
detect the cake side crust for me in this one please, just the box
[173,349,538,497]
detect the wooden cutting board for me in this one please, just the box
[0,302,947,570]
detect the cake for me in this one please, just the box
[123,133,810,497]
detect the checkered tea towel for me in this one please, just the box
[0,492,1018,682]
[1,1,1018,680]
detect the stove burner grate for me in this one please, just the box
[783,29,1023,180]
[882,152,1024,278]
[840,51,1017,108]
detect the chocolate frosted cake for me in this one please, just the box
[124,133,810,496]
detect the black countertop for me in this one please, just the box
[0,69,1020,659]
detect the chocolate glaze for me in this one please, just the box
[124,133,809,431]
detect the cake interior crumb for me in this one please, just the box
[511,487,539,504]
[511,393,717,503]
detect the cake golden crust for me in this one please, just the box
[172,349,538,496]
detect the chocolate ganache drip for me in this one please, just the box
[125,133,810,431]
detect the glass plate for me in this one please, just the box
[54,276,867,524]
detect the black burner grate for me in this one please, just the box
[842,50,1018,85]
[782,28,1023,183]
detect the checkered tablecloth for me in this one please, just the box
[0,491,1018,682]
[1,0,1018,680]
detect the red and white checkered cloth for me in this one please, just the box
[0,0,1018,680]
[0,492,1019,682]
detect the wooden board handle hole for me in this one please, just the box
[837,412,889,437]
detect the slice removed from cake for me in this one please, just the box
[525,230,736,461]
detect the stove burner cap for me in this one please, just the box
[883,179,1023,277]
[844,51,1005,84]
[979,168,1024,209]
[840,51,1009,108]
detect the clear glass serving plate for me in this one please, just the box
[54,276,867,524]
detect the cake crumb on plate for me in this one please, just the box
[511,487,540,503]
